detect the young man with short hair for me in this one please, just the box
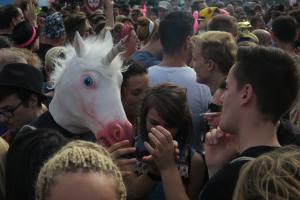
[272,15,297,55]
[201,46,300,200]
[148,11,211,146]
[144,46,300,200]
[191,31,237,94]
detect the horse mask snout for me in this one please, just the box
[96,121,133,147]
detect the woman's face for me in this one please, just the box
[122,74,149,122]
[47,172,119,200]
[145,107,178,138]
[80,20,93,39]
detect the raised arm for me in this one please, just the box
[104,0,114,29]
[145,126,189,200]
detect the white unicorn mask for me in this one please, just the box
[49,32,132,147]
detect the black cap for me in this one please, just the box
[0,63,45,97]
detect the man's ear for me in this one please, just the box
[240,84,254,106]
[185,36,192,48]
[28,94,38,107]
[207,59,216,72]
[11,17,19,26]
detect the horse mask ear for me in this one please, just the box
[73,31,87,58]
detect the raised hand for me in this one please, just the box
[107,140,137,177]
[26,0,37,27]
[144,126,177,171]
[204,128,239,177]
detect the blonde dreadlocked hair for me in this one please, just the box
[233,145,300,200]
[35,140,126,200]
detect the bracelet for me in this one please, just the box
[147,171,161,182]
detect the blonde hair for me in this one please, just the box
[0,138,8,200]
[45,46,66,77]
[0,48,27,65]
[35,140,126,200]
[191,31,237,75]
[234,145,300,200]
[11,47,42,69]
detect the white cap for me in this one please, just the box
[158,1,171,10]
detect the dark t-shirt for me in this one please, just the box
[200,146,278,200]
[30,111,96,142]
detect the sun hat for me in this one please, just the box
[0,63,44,97]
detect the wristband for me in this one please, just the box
[147,171,161,181]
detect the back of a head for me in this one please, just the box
[11,47,42,69]
[233,46,300,123]
[272,15,297,44]
[35,140,126,200]
[12,21,39,50]
[0,48,27,65]
[44,12,65,39]
[234,145,300,200]
[6,128,68,200]
[159,12,194,55]
[45,46,66,76]
[252,29,272,46]
[0,5,20,29]
[191,31,237,75]
[64,12,87,43]
[208,15,238,37]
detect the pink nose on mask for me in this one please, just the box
[96,121,133,147]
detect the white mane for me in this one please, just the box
[51,32,123,87]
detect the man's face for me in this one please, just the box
[0,94,35,132]
[80,20,93,39]
[219,67,241,134]
[191,48,210,84]
[158,7,168,19]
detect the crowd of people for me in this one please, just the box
[1,0,300,199]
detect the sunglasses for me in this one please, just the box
[0,102,23,118]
